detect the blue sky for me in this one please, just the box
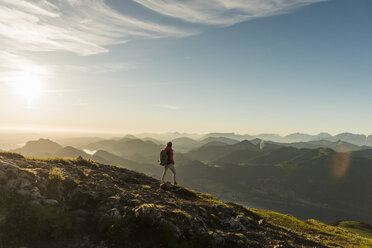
[0,0,371,135]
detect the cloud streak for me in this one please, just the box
[133,0,327,26]
[59,63,136,74]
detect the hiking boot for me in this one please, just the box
[173,181,178,185]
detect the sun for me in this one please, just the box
[13,73,44,106]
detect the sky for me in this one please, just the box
[0,0,371,136]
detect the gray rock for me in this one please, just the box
[212,231,226,246]
[106,208,121,219]
[30,187,42,199]
[42,199,59,206]
[223,216,247,231]
[235,214,250,225]
[1,161,20,176]
[6,179,20,189]
[29,200,42,207]
[18,178,32,189]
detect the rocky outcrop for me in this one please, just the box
[0,152,370,248]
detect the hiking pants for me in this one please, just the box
[161,163,176,183]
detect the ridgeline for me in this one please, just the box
[0,152,371,248]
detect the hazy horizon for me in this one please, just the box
[1,127,372,138]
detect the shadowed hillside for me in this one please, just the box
[1,152,371,248]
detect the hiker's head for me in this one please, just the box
[167,142,172,147]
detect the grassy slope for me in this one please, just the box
[252,210,372,248]
[332,221,372,239]
[0,152,371,248]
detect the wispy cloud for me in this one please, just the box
[0,0,196,56]
[156,104,179,110]
[133,0,327,26]
[60,63,136,74]
[0,0,326,57]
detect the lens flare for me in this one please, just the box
[331,152,350,180]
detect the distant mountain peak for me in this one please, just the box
[15,138,63,155]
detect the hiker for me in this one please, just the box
[160,142,177,185]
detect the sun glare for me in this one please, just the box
[13,73,44,106]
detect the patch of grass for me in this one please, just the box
[49,167,66,181]
[19,168,38,176]
[131,199,141,204]
[198,193,229,207]
[172,209,192,220]
[137,203,165,209]
[73,158,100,168]
[166,201,181,208]
[198,192,214,199]
[35,157,73,166]
[77,168,90,179]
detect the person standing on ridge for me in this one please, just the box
[161,142,177,185]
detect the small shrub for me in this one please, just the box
[49,167,66,181]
